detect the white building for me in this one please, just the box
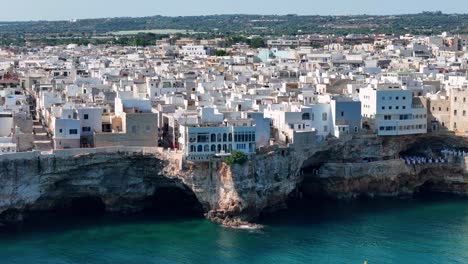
[359,84,427,136]
[180,45,208,57]
[0,137,16,154]
[53,118,81,149]
[179,120,256,162]
[0,112,13,137]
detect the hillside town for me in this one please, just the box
[1,33,468,162]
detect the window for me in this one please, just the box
[340,111,344,117]
[389,106,392,110]
[454,110,458,116]
[84,114,89,120]
[396,106,399,110]
[59,129,63,133]
[236,144,246,150]
[455,97,458,102]
[384,115,391,120]
[322,113,327,121]
[354,126,358,133]
[463,111,466,116]
[197,133,210,143]
[302,113,310,120]
[69,129,78,135]
[82,127,91,132]
[396,97,399,100]
[382,106,385,110]
[402,106,406,109]
[324,126,328,132]
[403,97,406,100]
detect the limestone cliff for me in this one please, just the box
[0,149,197,225]
[163,147,303,225]
[301,134,468,200]
[0,147,304,227]
[2,134,468,227]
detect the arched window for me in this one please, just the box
[190,145,195,152]
[217,144,222,152]
[204,145,210,152]
[223,144,227,151]
[302,113,310,120]
[197,145,203,152]
[217,133,222,142]
[211,134,216,142]
[211,145,216,152]
[228,133,232,141]
[223,133,227,142]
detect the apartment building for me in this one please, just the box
[449,88,468,135]
[360,84,427,136]
[179,120,256,162]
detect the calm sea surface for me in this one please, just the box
[1,199,468,264]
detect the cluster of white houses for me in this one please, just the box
[1,33,468,160]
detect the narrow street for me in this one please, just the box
[32,120,53,151]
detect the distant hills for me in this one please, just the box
[0,13,467,36]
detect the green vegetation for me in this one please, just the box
[224,151,248,165]
[225,36,265,48]
[1,12,467,46]
[214,50,229,56]
[249,37,265,48]
[110,29,198,35]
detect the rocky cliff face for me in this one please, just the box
[0,151,201,225]
[2,134,468,227]
[163,147,304,226]
[301,135,468,200]
[0,147,304,227]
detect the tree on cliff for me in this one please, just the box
[224,151,247,165]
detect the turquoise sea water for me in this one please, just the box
[1,199,468,264]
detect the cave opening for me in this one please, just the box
[50,196,107,217]
[69,196,106,215]
[413,180,456,200]
[145,186,204,218]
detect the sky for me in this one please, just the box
[2,0,468,21]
